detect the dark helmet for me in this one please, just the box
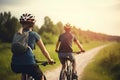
[20,13,35,24]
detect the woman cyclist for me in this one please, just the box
[55,23,85,80]
[11,13,54,80]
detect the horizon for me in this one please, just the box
[0,0,120,36]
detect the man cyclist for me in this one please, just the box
[55,23,85,79]
[11,13,54,80]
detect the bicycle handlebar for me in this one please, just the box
[35,60,56,66]
[55,50,84,54]
[72,51,81,54]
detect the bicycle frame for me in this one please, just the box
[66,59,73,80]
[60,57,73,80]
[58,51,82,80]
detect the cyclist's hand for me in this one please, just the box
[48,59,55,65]
[81,49,85,53]
[55,49,59,53]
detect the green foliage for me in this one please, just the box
[81,42,120,80]
[40,32,58,44]
[38,16,60,44]
[33,25,39,32]
[0,43,21,80]
[56,21,64,34]
[38,16,59,35]
[0,12,21,42]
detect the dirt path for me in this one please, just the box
[44,44,110,80]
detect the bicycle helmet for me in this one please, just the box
[20,13,35,24]
[64,23,72,31]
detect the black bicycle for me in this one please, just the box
[58,52,81,80]
[21,60,56,80]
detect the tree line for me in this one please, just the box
[0,12,120,43]
[0,12,62,43]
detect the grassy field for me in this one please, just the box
[0,41,108,80]
[81,42,120,80]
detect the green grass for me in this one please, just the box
[0,41,109,80]
[0,43,21,80]
[33,44,60,72]
[81,42,120,80]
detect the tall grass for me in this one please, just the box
[81,42,120,80]
[0,43,21,80]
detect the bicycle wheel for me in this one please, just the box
[59,70,67,80]
[67,65,72,80]
[43,75,47,80]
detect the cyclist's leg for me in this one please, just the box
[28,64,44,80]
[58,52,67,71]
[72,59,76,73]
[59,57,66,75]
[58,53,67,80]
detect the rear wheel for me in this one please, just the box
[59,70,67,80]
[67,65,72,80]
[43,75,47,80]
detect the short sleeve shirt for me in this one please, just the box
[12,31,40,65]
[58,32,77,52]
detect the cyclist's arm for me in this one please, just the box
[36,39,53,62]
[55,41,60,51]
[74,39,85,52]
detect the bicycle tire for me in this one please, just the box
[43,75,47,80]
[67,65,72,80]
[59,70,67,80]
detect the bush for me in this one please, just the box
[40,32,58,44]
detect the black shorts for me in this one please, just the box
[11,63,43,80]
[58,52,76,64]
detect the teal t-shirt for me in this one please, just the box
[11,31,40,65]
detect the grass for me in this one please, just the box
[0,41,109,80]
[0,43,21,80]
[33,44,60,72]
[81,42,120,80]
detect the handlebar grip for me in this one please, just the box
[41,61,48,66]
[36,61,56,66]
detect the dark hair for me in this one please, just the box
[21,22,34,29]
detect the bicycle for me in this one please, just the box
[57,51,81,80]
[21,60,56,80]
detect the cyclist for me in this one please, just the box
[11,13,54,80]
[55,23,85,79]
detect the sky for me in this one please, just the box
[0,0,120,36]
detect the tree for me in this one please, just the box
[38,16,60,44]
[56,21,64,34]
[38,16,59,35]
[0,12,21,42]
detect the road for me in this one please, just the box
[44,44,110,80]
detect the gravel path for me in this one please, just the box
[44,44,110,80]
